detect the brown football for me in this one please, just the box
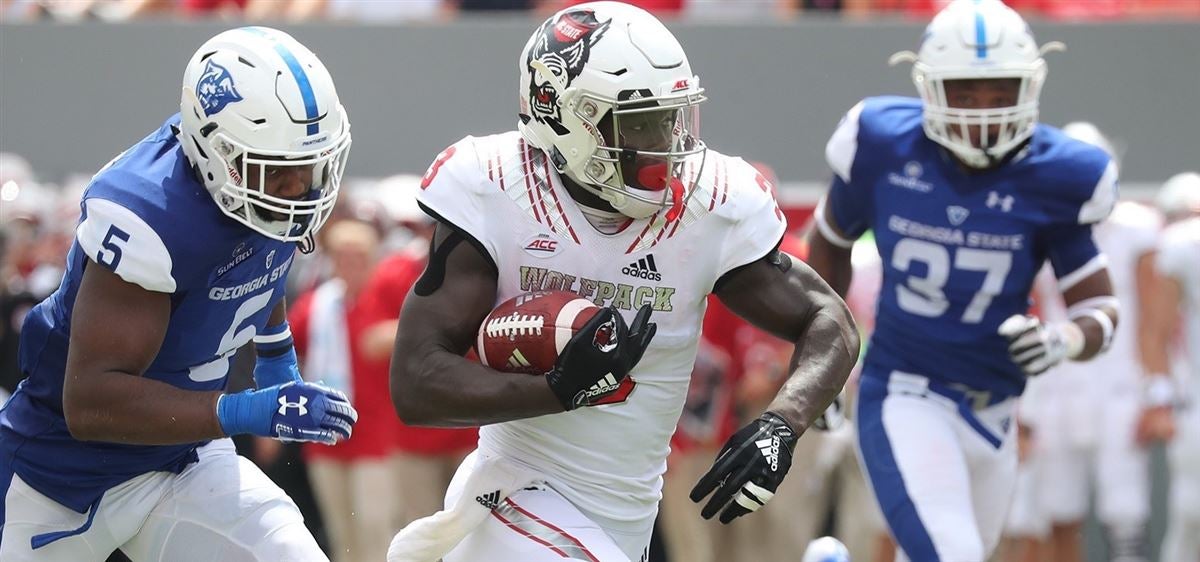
[475,290,601,375]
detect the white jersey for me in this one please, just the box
[417,132,786,524]
[1158,217,1200,391]
[1091,202,1163,371]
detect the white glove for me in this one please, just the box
[997,314,1084,377]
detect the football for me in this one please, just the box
[475,290,601,375]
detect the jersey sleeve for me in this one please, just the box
[414,137,497,264]
[1046,223,1107,291]
[715,159,788,280]
[1077,160,1119,225]
[817,101,872,247]
[76,197,176,293]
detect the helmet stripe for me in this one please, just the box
[243,27,320,135]
[974,1,988,59]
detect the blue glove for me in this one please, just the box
[217,381,358,445]
[253,322,303,387]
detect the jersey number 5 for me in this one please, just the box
[892,238,1012,324]
[96,225,130,270]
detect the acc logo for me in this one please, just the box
[196,59,243,117]
[522,234,562,258]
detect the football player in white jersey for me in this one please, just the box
[1019,122,1162,562]
[1140,171,1200,562]
[386,3,859,561]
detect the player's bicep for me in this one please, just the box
[395,221,498,361]
[715,250,840,343]
[67,260,171,383]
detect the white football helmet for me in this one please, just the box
[1155,171,1200,220]
[517,1,706,220]
[802,536,851,562]
[890,0,1063,168]
[178,27,351,244]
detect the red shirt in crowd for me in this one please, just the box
[357,251,479,456]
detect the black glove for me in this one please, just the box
[545,304,656,410]
[690,412,798,524]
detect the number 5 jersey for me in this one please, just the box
[1,115,295,513]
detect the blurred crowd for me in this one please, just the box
[2,0,1198,23]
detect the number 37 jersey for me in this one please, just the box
[1,115,295,513]
[817,97,1117,397]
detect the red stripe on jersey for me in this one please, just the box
[708,161,719,212]
[505,498,601,562]
[542,154,581,244]
[518,140,542,224]
[720,159,730,205]
[490,510,572,559]
[496,151,507,192]
[487,152,494,181]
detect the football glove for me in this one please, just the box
[545,304,656,410]
[217,381,358,445]
[690,412,798,524]
[998,314,1084,377]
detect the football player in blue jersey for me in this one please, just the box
[0,27,355,561]
[805,1,1120,560]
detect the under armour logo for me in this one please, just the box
[278,395,309,416]
[987,191,1014,212]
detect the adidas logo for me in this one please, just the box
[622,254,662,281]
[756,436,781,472]
[475,490,500,510]
[507,349,532,370]
[584,373,621,399]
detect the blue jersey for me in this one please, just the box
[0,115,295,513]
[818,97,1117,397]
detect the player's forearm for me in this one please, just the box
[63,371,225,444]
[766,296,860,432]
[391,348,561,427]
[804,229,854,298]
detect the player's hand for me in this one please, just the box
[1135,406,1176,446]
[545,304,656,410]
[997,314,1083,376]
[690,412,798,524]
[216,381,359,445]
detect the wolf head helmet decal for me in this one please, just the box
[524,8,612,134]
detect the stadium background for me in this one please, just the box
[1,1,1197,560]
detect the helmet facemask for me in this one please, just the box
[573,89,706,221]
[914,67,1045,169]
[206,128,351,242]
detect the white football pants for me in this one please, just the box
[0,439,323,562]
